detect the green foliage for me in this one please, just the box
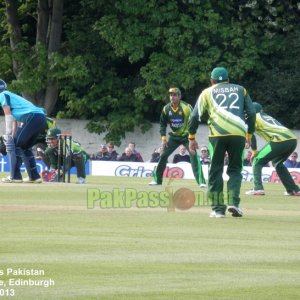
[0,45,13,78]
[0,0,299,142]
[94,0,274,133]
[244,26,300,129]
[54,1,154,143]
[10,42,48,93]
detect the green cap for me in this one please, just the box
[46,128,61,139]
[169,87,181,96]
[252,102,263,113]
[211,67,229,81]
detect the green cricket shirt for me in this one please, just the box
[160,100,193,138]
[189,82,256,138]
[44,140,86,169]
[255,111,297,142]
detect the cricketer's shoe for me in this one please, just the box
[245,189,265,195]
[23,177,42,183]
[148,181,161,186]
[284,191,300,196]
[77,177,86,184]
[2,176,23,183]
[209,211,225,218]
[227,206,243,217]
[200,183,207,188]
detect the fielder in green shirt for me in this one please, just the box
[188,67,256,218]
[246,102,300,196]
[149,87,206,187]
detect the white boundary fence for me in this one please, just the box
[91,161,300,184]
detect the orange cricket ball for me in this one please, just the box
[173,188,195,211]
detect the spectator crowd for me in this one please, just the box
[89,143,300,169]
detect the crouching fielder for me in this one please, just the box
[42,128,89,184]
[246,102,300,196]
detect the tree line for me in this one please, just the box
[0,0,299,144]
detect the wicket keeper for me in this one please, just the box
[43,128,88,184]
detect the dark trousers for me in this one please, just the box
[252,139,299,193]
[153,135,205,185]
[70,153,87,179]
[208,136,245,213]
[13,113,47,180]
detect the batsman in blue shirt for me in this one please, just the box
[0,79,46,183]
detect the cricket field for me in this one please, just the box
[0,175,300,299]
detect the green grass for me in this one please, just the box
[1,175,300,299]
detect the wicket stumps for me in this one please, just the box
[57,134,72,183]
